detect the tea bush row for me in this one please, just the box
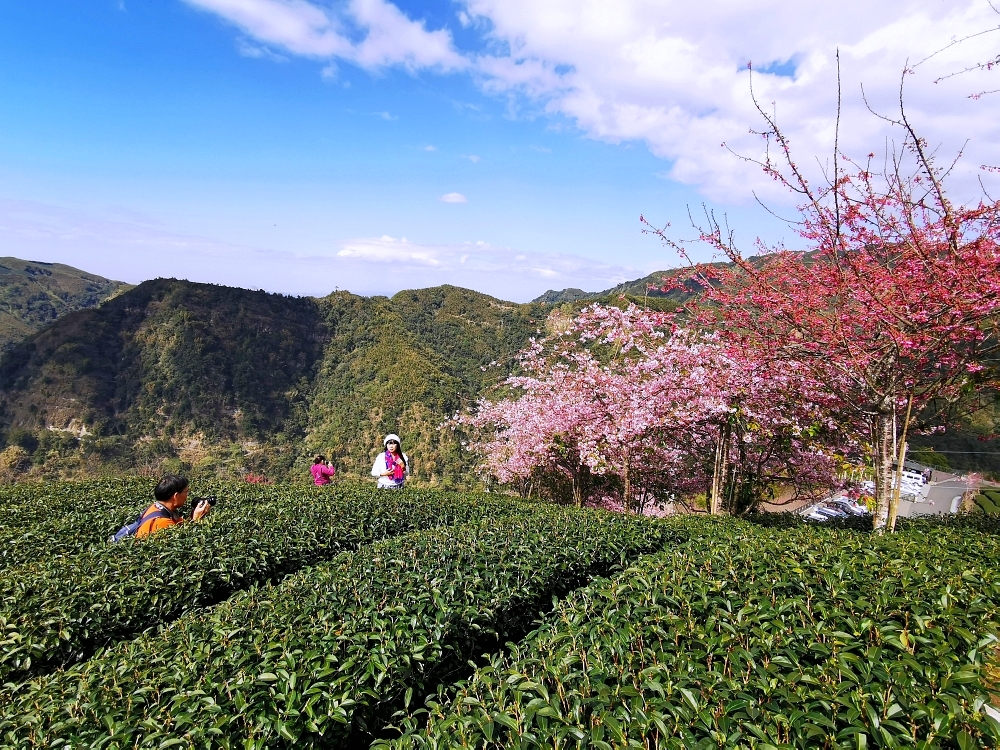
[0,478,152,570]
[0,479,420,570]
[0,485,530,683]
[0,479,350,571]
[386,520,1000,749]
[975,493,1000,515]
[0,509,682,748]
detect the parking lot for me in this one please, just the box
[800,470,978,522]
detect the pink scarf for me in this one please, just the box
[385,450,405,482]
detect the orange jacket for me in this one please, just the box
[134,503,183,539]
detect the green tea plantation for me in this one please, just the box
[1,481,999,748]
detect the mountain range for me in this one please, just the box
[0,271,551,484]
[0,258,996,482]
[532,267,703,304]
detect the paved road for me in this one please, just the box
[899,475,977,518]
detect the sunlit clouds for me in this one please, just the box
[183,0,466,71]
[193,0,1000,203]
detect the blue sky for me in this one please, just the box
[1,1,998,301]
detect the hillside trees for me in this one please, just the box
[646,77,1000,531]
[305,287,546,484]
[0,281,545,483]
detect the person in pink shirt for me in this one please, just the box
[310,455,336,486]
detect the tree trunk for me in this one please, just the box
[710,434,722,515]
[572,463,589,508]
[887,440,909,531]
[710,422,730,515]
[872,412,894,532]
[887,394,914,532]
[623,456,632,513]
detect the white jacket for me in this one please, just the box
[371,451,410,488]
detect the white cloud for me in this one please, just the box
[440,192,468,203]
[423,144,437,151]
[339,235,442,266]
[236,37,288,61]
[335,235,638,293]
[184,0,466,72]
[0,200,636,302]
[459,0,1000,203]
[462,154,482,163]
[192,0,1000,204]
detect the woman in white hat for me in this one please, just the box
[372,434,409,488]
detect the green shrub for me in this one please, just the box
[0,478,151,570]
[983,489,1000,505]
[747,511,873,532]
[0,509,680,748]
[975,493,1000,515]
[386,521,1000,748]
[908,448,951,471]
[0,484,529,683]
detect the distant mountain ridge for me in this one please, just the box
[0,278,548,484]
[533,268,705,304]
[0,258,129,352]
[533,255,830,305]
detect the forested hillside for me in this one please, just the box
[0,258,128,352]
[306,286,548,484]
[1,270,997,485]
[0,279,547,484]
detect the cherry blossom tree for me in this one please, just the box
[457,306,712,510]
[456,303,845,514]
[700,353,848,515]
[645,73,1000,530]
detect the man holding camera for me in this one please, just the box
[134,474,213,539]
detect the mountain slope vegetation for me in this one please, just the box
[0,279,548,483]
[305,286,548,484]
[0,258,128,352]
[1,265,996,485]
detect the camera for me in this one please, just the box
[193,495,218,507]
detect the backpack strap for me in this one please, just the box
[135,502,179,536]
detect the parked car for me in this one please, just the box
[806,504,848,522]
[828,498,870,516]
[805,509,834,521]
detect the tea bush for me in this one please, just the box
[386,520,1000,749]
[0,478,150,570]
[747,511,874,532]
[0,484,530,683]
[0,509,680,748]
[976,493,1000,515]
